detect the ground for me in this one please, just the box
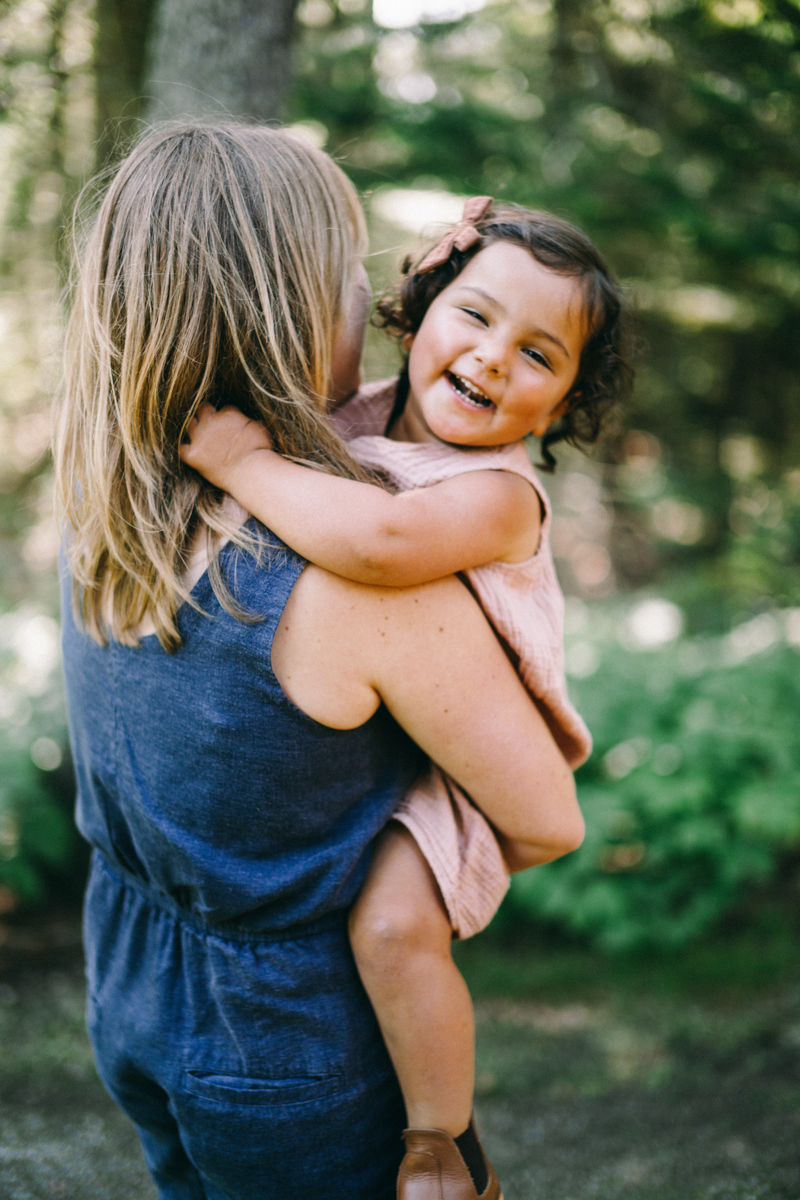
[0,916,798,1200]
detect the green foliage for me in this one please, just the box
[506,634,800,950]
[0,603,76,909]
[616,450,800,631]
[326,0,798,444]
[0,735,74,904]
[0,0,796,937]
[292,0,800,604]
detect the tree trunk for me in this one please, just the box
[94,0,299,166]
[95,0,161,165]
[143,0,300,124]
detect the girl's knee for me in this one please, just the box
[349,893,430,965]
[349,828,452,972]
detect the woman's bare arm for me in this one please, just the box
[179,403,541,583]
[272,567,583,869]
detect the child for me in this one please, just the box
[180,199,629,1199]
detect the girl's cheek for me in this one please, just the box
[408,339,437,384]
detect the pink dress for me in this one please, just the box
[331,380,592,938]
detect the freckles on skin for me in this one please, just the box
[397,242,588,449]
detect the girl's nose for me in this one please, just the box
[473,335,507,376]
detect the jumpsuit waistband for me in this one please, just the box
[92,850,349,945]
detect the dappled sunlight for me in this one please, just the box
[0,9,796,1184]
[0,0,796,1195]
[373,0,485,30]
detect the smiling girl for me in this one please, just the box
[181,200,630,1200]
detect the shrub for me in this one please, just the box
[506,627,800,951]
[0,607,76,911]
[0,736,75,906]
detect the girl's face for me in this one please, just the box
[398,242,587,447]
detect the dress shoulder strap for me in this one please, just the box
[350,435,552,525]
[329,378,398,441]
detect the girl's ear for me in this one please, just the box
[401,331,415,353]
[531,393,575,439]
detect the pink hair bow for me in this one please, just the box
[415,195,494,275]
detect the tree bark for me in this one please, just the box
[143,0,300,124]
[95,0,160,165]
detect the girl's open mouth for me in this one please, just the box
[445,371,495,411]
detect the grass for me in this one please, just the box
[456,926,800,1199]
[1,917,799,1198]
[0,950,155,1199]
[454,921,800,1002]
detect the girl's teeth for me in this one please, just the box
[449,373,492,407]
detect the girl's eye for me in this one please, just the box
[459,307,488,325]
[523,347,551,370]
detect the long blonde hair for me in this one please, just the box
[54,123,369,652]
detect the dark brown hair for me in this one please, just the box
[375,202,632,470]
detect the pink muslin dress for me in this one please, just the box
[331,379,592,938]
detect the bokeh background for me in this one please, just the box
[1,1,800,1196]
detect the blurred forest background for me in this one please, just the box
[1,0,800,954]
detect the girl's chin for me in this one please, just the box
[422,396,494,438]
[428,410,514,449]
[427,409,494,444]
[429,424,494,448]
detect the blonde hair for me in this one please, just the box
[54,123,369,652]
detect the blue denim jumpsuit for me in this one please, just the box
[61,534,425,1200]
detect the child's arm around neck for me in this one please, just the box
[179,402,542,586]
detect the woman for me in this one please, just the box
[54,123,582,1200]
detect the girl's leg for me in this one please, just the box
[348,822,474,1136]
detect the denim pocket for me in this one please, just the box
[183,1069,342,1107]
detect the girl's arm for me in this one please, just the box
[180,403,541,586]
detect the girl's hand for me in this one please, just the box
[180,403,273,490]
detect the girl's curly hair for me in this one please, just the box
[374,202,632,470]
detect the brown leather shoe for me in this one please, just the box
[397,1119,503,1200]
